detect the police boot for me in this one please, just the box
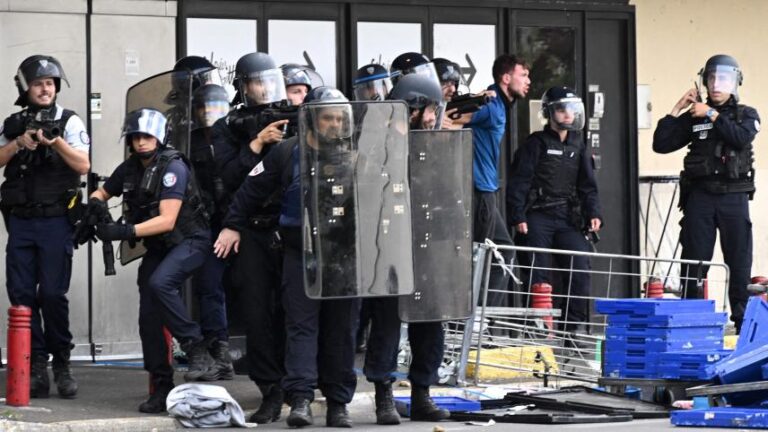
[52,349,78,399]
[249,384,284,424]
[286,397,313,428]
[326,400,353,428]
[182,339,214,382]
[30,352,50,399]
[374,381,401,425]
[409,386,450,421]
[201,339,234,381]
[139,378,174,414]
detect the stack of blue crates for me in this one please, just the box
[596,299,729,380]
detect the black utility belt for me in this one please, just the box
[10,204,67,219]
[530,199,569,211]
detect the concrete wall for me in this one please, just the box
[632,0,768,310]
[0,0,176,358]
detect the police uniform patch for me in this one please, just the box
[162,173,177,187]
[80,131,90,145]
[756,120,761,132]
[249,161,265,176]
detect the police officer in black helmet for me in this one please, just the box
[210,52,290,424]
[187,83,234,381]
[353,63,391,102]
[90,108,215,413]
[653,55,760,333]
[281,63,322,106]
[215,87,360,428]
[352,74,450,426]
[0,55,90,399]
[507,87,602,335]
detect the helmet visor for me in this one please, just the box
[548,99,585,131]
[353,79,390,101]
[705,65,739,95]
[17,59,68,91]
[192,100,230,130]
[238,68,287,107]
[303,103,354,141]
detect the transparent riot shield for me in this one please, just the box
[119,71,193,265]
[399,129,473,322]
[301,101,415,299]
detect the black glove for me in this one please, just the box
[87,197,108,219]
[96,223,136,241]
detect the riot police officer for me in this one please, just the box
[0,55,90,399]
[433,58,462,102]
[354,74,451,426]
[211,52,290,424]
[507,87,602,334]
[90,108,214,413]
[188,83,234,380]
[353,63,391,102]
[281,63,322,106]
[389,52,441,88]
[215,87,360,428]
[653,55,760,332]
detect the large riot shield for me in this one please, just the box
[301,101,415,299]
[399,129,473,322]
[119,71,193,265]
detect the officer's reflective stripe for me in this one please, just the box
[547,149,563,155]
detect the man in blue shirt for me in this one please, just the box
[457,54,530,307]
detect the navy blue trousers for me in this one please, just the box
[229,227,285,385]
[138,234,210,381]
[521,207,591,323]
[473,190,513,307]
[363,297,445,387]
[680,190,752,328]
[6,215,73,355]
[191,227,228,341]
[281,245,360,404]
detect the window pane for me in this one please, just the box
[357,22,421,69]
[186,18,257,99]
[269,20,337,87]
[433,23,496,94]
[515,26,576,137]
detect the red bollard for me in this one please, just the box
[644,277,664,298]
[7,305,32,406]
[531,283,554,337]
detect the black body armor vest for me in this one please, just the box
[0,108,81,213]
[529,130,582,208]
[122,148,209,249]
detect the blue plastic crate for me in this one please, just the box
[736,297,768,354]
[394,396,480,417]
[606,326,724,340]
[659,350,733,367]
[714,344,768,384]
[603,362,658,379]
[608,312,728,328]
[596,299,715,316]
[604,349,662,365]
[604,336,723,353]
[671,408,768,428]
[658,364,715,381]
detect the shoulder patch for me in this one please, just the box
[79,130,91,145]
[162,172,178,187]
[249,161,265,177]
[756,120,761,132]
